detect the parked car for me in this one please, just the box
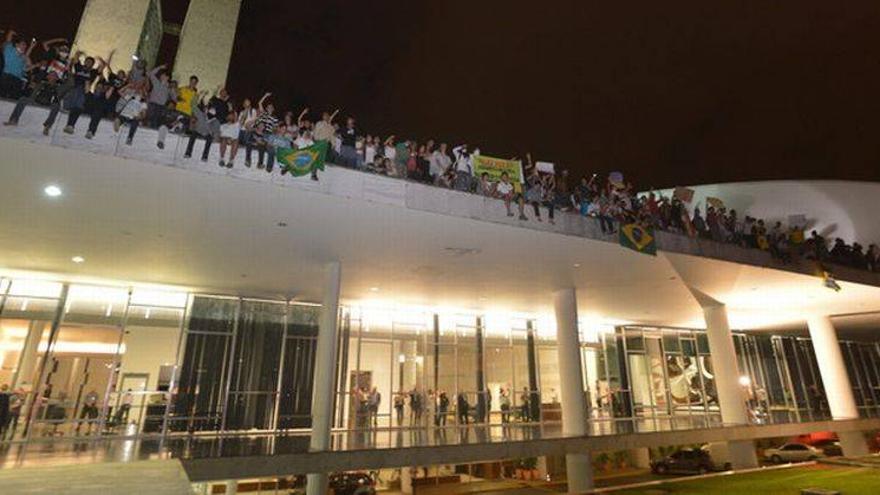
[811,438,843,457]
[763,443,822,463]
[328,472,376,495]
[650,448,717,475]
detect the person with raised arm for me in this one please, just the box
[4,36,71,128]
[245,91,279,168]
[0,29,36,98]
[314,108,339,161]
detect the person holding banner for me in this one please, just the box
[524,155,555,224]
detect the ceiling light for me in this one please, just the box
[369,287,380,292]
[573,263,581,268]
[71,256,85,264]
[44,185,62,197]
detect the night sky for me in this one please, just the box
[6,1,880,189]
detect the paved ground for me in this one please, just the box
[0,459,193,494]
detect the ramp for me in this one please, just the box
[0,459,193,495]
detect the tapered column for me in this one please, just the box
[307,262,342,495]
[174,0,243,92]
[553,288,594,493]
[701,303,758,468]
[807,316,869,457]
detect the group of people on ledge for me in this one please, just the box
[2,27,878,272]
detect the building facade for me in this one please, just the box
[1,101,880,493]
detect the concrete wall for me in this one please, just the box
[174,0,243,92]
[73,0,155,63]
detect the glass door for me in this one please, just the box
[29,284,129,439]
[0,279,63,441]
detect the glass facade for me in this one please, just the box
[1,273,879,446]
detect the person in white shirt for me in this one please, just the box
[115,85,147,145]
[383,135,397,163]
[430,142,452,183]
[312,109,338,142]
[364,135,377,166]
[294,129,314,150]
[219,110,241,168]
[494,171,517,217]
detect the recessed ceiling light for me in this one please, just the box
[369,287,380,292]
[71,256,85,264]
[44,185,62,197]
[573,263,581,268]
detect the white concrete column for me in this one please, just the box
[400,466,414,494]
[702,304,758,468]
[629,447,651,469]
[807,316,869,457]
[307,262,342,495]
[553,288,594,493]
[74,0,153,64]
[224,480,237,495]
[174,0,243,92]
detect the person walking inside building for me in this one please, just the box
[76,390,99,435]
[436,391,449,427]
[393,393,405,426]
[457,393,470,425]
[114,389,133,426]
[0,384,10,439]
[500,388,511,424]
[367,387,381,428]
[519,387,530,422]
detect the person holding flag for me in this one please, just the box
[277,140,329,181]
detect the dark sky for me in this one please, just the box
[7,1,880,188]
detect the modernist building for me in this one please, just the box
[0,100,879,494]
[73,0,242,90]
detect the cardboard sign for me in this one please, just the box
[673,186,695,203]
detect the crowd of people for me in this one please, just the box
[352,386,539,429]
[2,28,878,273]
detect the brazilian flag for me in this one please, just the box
[619,223,657,256]
[276,141,329,177]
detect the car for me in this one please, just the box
[763,443,822,463]
[328,471,376,495]
[650,448,717,475]
[811,438,843,457]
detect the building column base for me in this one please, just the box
[727,440,759,469]
[306,473,327,495]
[629,447,651,469]
[565,452,594,494]
[838,430,869,458]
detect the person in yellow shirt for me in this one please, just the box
[176,75,199,117]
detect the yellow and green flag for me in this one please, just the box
[619,223,657,256]
[276,141,329,177]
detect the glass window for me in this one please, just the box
[226,301,285,430]
[663,334,681,353]
[169,297,237,432]
[697,334,711,354]
[114,303,184,435]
